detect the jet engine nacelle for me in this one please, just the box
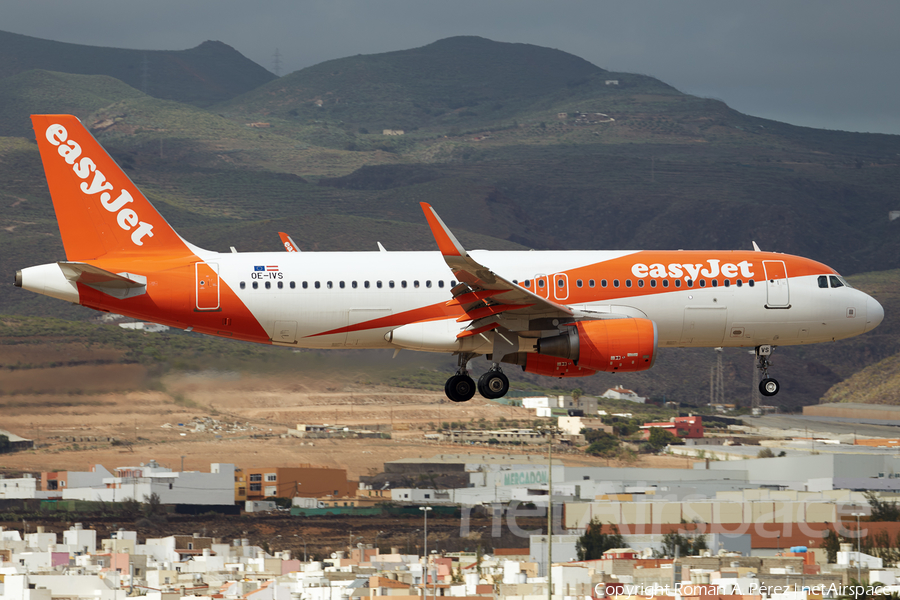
[536,318,658,372]
[521,353,597,378]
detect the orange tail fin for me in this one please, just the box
[31,114,192,261]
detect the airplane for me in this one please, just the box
[16,115,885,402]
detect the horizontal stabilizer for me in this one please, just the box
[58,261,147,299]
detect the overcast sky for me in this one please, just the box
[5,0,900,135]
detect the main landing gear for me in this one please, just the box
[445,352,476,403]
[477,368,509,400]
[756,345,780,397]
[445,372,476,403]
[444,354,510,402]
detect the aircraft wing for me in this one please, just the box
[420,203,574,336]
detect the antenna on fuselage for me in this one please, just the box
[377,242,387,252]
[752,241,762,252]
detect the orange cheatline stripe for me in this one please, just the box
[419,202,463,257]
[445,289,508,306]
[457,303,534,322]
[457,323,500,339]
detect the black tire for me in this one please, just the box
[478,371,510,399]
[446,375,476,402]
[759,378,780,397]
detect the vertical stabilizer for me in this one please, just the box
[31,114,192,260]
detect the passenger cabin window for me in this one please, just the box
[277,281,283,289]
[240,282,246,289]
[576,279,583,288]
[637,280,644,288]
[377,281,383,288]
[438,281,444,288]
[663,280,669,288]
[290,281,296,289]
[589,279,595,288]
[364,281,370,288]
[675,280,681,288]
[613,279,620,288]
[749,280,755,287]
[601,280,607,287]
[265,281,271,289]
[699,280,706,287]
[351,281,357,289]
[523,280,531,288]
[650,280,657,288]
[401,281,407,288]
[830,275,844,288]
[252,281,258,290]
[302,281,308,289]
[538,280,545,288]
[339,281,345,289]
[315,281,321,289]
[625,279,632,288]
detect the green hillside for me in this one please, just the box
[0,70,146,137]
[216,36,676,131]
[0,30,276,109]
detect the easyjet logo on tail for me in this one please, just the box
[45,124,154,246]
[631,259,755,282]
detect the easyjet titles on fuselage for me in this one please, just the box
[631,259,755,282]
[44,123,155,246]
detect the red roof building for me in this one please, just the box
[640,416,704,439]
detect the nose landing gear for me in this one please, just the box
[756,345,780,397]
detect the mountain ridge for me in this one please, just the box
[0,29,276,108]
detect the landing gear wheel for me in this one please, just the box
[445,374,476,402]
[759,378,780,397]
[755,345,781,398]
[478,370,510,399]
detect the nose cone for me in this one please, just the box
[865,294,884,332]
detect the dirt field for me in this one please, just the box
[0,367,697,557]
[0,369,694,476]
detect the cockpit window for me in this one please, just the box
[830,275,844,289]
[818,276,828,289]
